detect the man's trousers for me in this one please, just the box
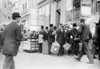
[3,54,15,69]
[77,41,94,62]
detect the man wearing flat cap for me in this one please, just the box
[2,12,22,69]
[75,18,94,64]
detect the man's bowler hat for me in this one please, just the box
[12,12,21,18]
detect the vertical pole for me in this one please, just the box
[49,3,51,26]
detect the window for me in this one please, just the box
[81,6,92,16]
[25,2,27,10]
[73,0,81,9]
[23,4,24,10]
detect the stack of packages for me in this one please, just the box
[23,39,31,51]
[50,41,60,55]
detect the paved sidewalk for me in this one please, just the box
[0,46,100,69]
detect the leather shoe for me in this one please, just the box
[75,58,80,61]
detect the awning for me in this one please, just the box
[21,12,30,18]
[38,0,53,8]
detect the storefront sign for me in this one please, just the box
[81,6,92,16]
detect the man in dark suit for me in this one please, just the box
[48,24,55,54]
[96,20,100,60]
[56,24,65,56]
[43,27,48,41]
[39,26,45,53]
[70,23,78,55]
[75,19,94,64]
[2,12,22,69]
[92,23,98,59]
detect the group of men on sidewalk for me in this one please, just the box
[38,18,100,64]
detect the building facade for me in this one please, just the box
[37,0,99,28]
[37,0,61,27]
[9,0,39,31]
[1,0,98,30]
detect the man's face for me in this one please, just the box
[16,17,21,23]
[50,26,53,29]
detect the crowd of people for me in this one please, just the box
[0,12,100,69]
[38,18,100,64]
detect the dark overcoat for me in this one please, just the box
[48,29,55,44]
[56,29,65,45]
[2,21,22,56]
[79,24,91,41]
